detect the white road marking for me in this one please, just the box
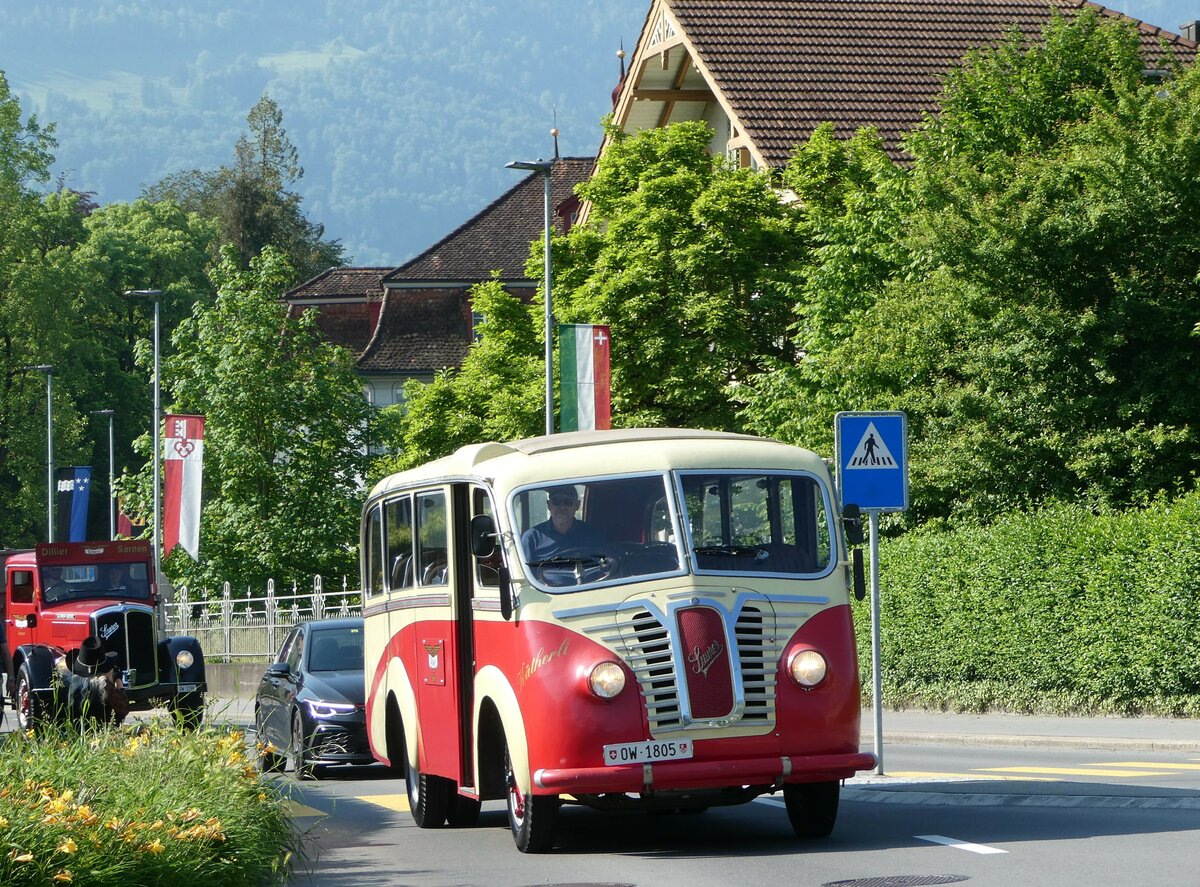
[917,834,1008,854]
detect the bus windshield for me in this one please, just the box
[679,471,832,575]
[513,474,683,591]
[40,560,152,603]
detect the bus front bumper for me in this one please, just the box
[533,751,876,795]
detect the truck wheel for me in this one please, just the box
[783,780,840,838]
[15,664,41,733]
[445,788,482,828]
[169,692,205,730]
[504,738,558,852]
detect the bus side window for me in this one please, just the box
[365,506,384,597]
[472,487,500,588]
[386,496,414,591]
[416,492,448,587]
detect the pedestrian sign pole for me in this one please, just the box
[835,411,908,775]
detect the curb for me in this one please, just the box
[864,731,1200,753]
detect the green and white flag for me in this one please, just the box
[559,324,611,432]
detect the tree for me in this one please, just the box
[144,95,344,285]
[740,12,1200,524]
[554,120,803,430]
[155,246,372,591]
[377,278,543,474]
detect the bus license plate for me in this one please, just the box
[603,739,693,766]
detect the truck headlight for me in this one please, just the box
[787,648,828,688]
[175,650,195,671]
[588,661,626,699]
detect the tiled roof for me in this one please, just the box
[383,157,594,283]
[284,267,389,300]
[356,289,471,373]
[663,0,1197,164]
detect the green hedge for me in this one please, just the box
[856,488,1200,716]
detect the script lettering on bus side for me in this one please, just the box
[518,639,570,689]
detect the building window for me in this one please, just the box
[363,383,376,406]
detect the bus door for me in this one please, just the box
[408,488,461,779]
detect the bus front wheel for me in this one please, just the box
[504,740,558,852]
[406,756,450,828]
[783,780,840,838]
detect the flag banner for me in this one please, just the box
[559,324,611,432]
[163,414,205,561]
[117,499,146,540]
[54,467,92,542]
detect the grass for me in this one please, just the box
[0,717,298,886]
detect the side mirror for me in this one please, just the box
[842,503,865,546]
[851,548,866,602]
[470,514,497,558]
[266,662,291,678]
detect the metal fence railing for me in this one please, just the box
[162,576,362,661]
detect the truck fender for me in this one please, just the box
[473,664,529,796]
[13,644,64,691]
[159,635,206,684]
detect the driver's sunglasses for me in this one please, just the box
[548,495,577,506]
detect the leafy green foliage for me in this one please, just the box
[866,486,1200,715]
[376,278,543,475]
[157,246,371,590]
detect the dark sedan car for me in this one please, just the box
[254,616,373,779]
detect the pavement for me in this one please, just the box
[6,694,1200,753]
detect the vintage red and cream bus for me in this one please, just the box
[361,428,874,852]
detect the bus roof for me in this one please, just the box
[368,428,829,501]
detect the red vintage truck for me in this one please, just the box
[1,540,207,729]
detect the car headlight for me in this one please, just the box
[175,650,194,670]
[588,661,626,699]
[787,648,828,688]
[306,700,357,719]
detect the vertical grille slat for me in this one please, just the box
[91,607,158,689]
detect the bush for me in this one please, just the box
[857,487,1200,716]
[0,719,296,886]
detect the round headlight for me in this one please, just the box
[175,650,195,670]
[788,648,827,688]
[588,661,626,699]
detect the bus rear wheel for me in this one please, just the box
[783,780,840,838]
[504,740,558,852]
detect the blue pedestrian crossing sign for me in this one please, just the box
[835,411,909,513]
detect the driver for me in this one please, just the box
[521,485,607,562]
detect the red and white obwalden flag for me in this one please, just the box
[559,324,611,431]
[163,414,204,561]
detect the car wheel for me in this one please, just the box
[16,664,41,733]
[504,737,558,852]
[783,780,840,838]
[256,707,283,773]
[289,710,319,780]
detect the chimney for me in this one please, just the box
[1182,20,1199,42]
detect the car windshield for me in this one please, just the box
[679,472,833,575]
[513,474,683,591]
[40,560,152,603]
[307,626,364,672]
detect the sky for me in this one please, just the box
[2,0,1198,270]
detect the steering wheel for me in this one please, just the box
[534,548,619,585]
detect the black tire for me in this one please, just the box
[783,780,840,838]
[445,788,482,828]
[256,707,284,773]
[289,709,321,780]
[168,691,205,730]
[405,752,451,828]
[15,664,41,733]
[504,739,558,852]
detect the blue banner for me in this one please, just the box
[55,466,92,542]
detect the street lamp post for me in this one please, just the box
[90,409,115,540]
[125,289,163,583]
[23,364,54,540]
[505,158,554,436]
